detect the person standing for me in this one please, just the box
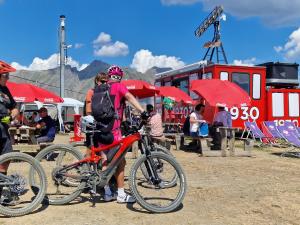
[0,65,19,202]
[85,67,147,203]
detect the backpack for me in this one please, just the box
[91,83,116,132]
[198,123,209,137]
[182,116,190,135]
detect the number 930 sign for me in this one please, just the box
[228,106,260,120]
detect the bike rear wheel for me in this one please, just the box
[29,144,87,205]
[0,152,47,217]
[129,152,187,213]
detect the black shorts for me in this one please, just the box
[0,123,13,155]
[85,131,114,148]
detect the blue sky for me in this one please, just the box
[1,0,300,73]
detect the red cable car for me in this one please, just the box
[155,61,300,128]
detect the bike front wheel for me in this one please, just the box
[0,152,47,217]
[29,144,87,205]
[129,152,187,213]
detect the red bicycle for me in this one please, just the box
[30,117,187,213]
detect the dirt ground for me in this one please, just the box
[1,134,299,225]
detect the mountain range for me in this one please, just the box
[10,60,171,101]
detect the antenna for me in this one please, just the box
[194,6,228,64]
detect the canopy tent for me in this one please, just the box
[121,79,158,99]
[57,98,84,132]
[157,86,194,104]
[7,82,63,103]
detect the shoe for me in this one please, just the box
[117,194,136,204]
[0,196,19,206]
[104,193,117,202]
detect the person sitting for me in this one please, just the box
[211,104,232,150]
[213,104,232,128]
[146,104,163,138]
[16,112,30,126]
[189,104,207,155]
[36,107,56,143]
[29,111,40,127]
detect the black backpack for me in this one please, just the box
[91,83,116,132]
[182,116,190,135]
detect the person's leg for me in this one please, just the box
[36,136,53,144]
[0,138,13,198]
[114,158,135,203]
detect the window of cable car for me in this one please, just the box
[202,72,212,79]
[288,93,299,117]
[164,81,171,86]
[220,72,228,81]
[272,93,284,117]
[155,81,161,104]
[253,74,261,99]
[232,72,250,94]
[172,78,189,94]
[189,73,199,99]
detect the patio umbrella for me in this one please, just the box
[7,82,63,103]
[121,79,158,99]
[190,79,251,107]
[158,86,194,104]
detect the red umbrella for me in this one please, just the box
[190,79,251,107]
[7,82,63,103]
[121,79,158,98]
[158,86,193,104]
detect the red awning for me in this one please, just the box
[7,82,63,103]
[157,86,193,104]
[190,79,251,107]
[121,80,158,99]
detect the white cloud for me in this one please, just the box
[233,57,257,66]
[11,53,88,71]
[161,0,300,26]
[93,32,112,47]
[93,32,129,57]
[130,49,185,73]
[74,43,84,49]
[274,27,300,61]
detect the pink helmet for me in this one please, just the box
[107,65,124,80]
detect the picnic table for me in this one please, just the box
[8,126,52,152]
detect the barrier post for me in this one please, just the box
[70,114,85,142]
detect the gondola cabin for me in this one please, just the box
[155,62,300,128]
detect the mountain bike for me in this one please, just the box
[0,152,47,217]
[30,117,187,213]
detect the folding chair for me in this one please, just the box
[284,121,300,139]
[241,121,274,147]
[276,125,300,158]
[262,121,289,147]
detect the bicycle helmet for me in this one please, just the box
[81,115,96,132]
[0,61,16,74]
[107,65,124,80]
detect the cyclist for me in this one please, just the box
[85,67,147,203]
[0,62,19,202]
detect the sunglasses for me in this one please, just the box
[110,75,122,81]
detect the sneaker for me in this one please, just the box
[117,194,136,204]
[104,193,117,202]
[0,196,19,206]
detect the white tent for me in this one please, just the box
[57,98,84,132]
